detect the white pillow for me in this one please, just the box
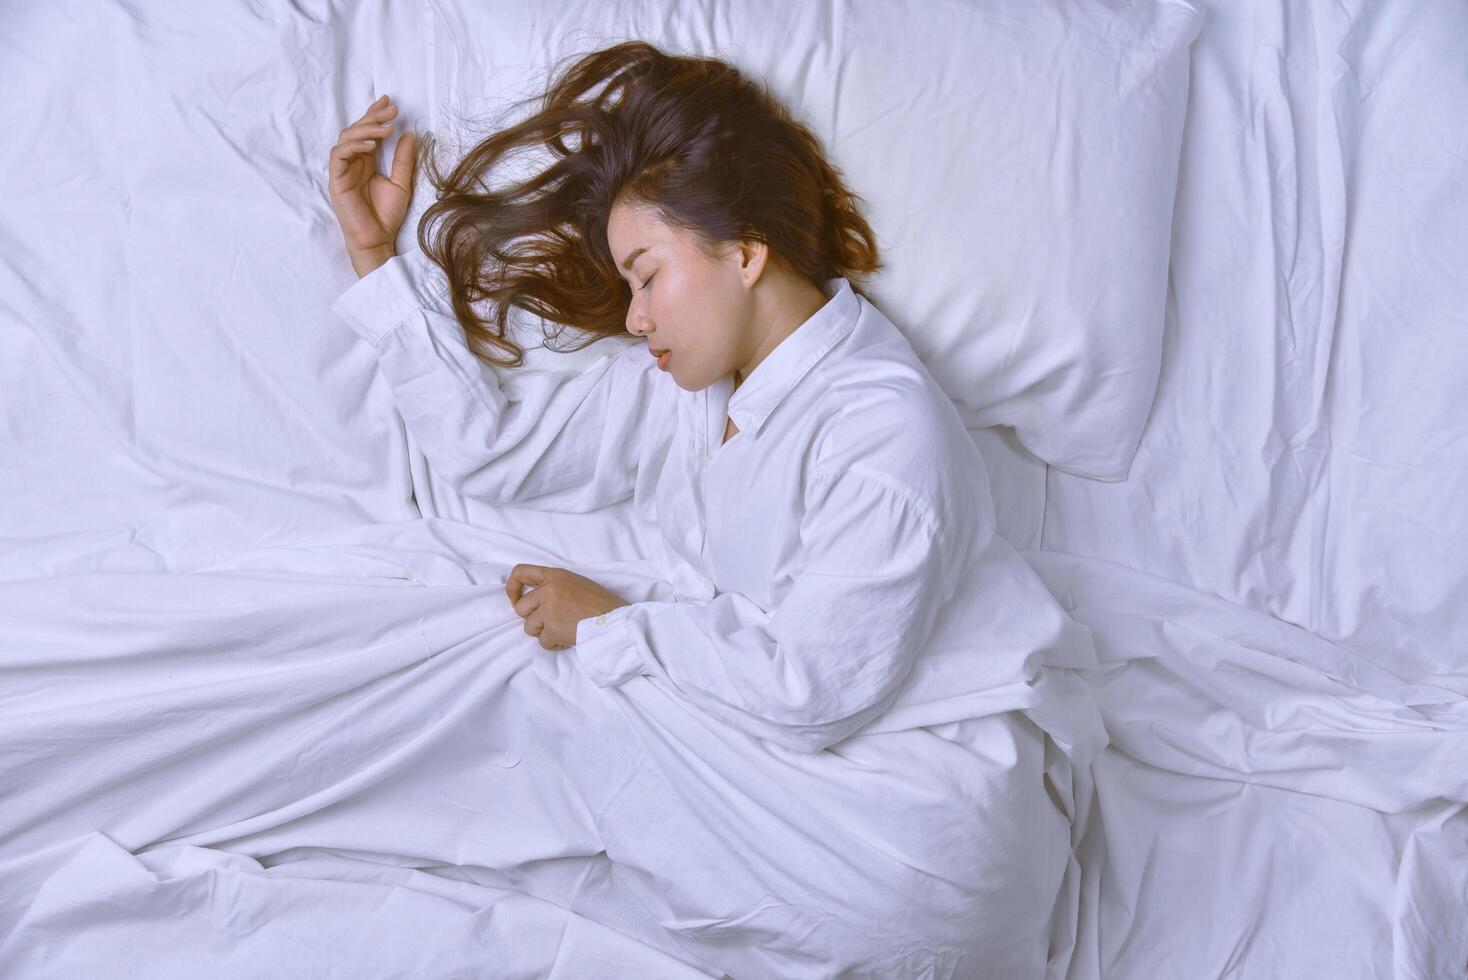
[422,0,1203,480]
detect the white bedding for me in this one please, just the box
[1029,0,1468,975]
[2,0,1465,978]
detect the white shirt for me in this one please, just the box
[332,250,1107,761]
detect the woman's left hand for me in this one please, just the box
[327,95,417,277]
[506,564,630,651]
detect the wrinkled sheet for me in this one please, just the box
[0,517,1071,980]
[0,0,441,580]
[1033,0,1468,976]
[0,8,1074,976]
[0,518,725,978]
[3,0,734,975]
[4,0,1466,978]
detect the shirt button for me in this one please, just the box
[594,614,608,626]
[701,453,712,465]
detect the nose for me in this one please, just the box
[626,304,652,337]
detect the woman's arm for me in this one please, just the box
[331,250,666,512]
[571,465,955,753]
[324,96,666,512]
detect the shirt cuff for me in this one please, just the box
[329,249,453,347]
[572,604,645,688]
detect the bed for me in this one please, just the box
[2,0,1465,977]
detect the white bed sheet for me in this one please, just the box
[0,1,727,975]
[4,0,1465,977]
[0,3,1078,976]
[0,0,441,581]
[1030,0,1468,976]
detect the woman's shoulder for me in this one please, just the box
[806,331,989,535]
[814,339,969,459]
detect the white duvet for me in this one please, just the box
[0,517,1063,978]
[3,0,1466,977]
[0,252,1105,978]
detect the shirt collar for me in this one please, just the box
[720,276,859,438]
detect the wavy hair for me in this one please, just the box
[410,39,883,367]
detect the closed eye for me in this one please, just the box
[638,272,657,291]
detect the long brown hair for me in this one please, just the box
[411,39,883,368]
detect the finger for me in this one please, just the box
[389,131,416,192]
[328,140,377,178]
[509,564,546,600]
[523,613,544,638]
[351,101,399,128]
[512,588,543,619]
[506,564,541,602]
[329,141,379,170]
[332,138,379,158]
[340,120,396,143]
[352,95,388,122]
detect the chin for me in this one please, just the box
[664,360,715,392]
[677,369,718,392]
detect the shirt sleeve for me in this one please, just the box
[572,467,953,754]
[330,250,666,513]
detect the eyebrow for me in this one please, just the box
[619,246,650,272]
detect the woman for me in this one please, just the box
[327,40,1105,978]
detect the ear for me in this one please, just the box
[736,238,769,288]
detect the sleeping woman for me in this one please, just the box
[326,39,1106,979]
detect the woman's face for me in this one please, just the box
[606,198,757,391]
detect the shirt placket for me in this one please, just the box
[661,397,716,602]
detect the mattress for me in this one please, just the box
[2,0,1464,977]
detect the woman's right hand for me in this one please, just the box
[328,95,418,276]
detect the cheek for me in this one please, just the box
[662,268,732,362]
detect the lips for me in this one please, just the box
[649,346,670,357]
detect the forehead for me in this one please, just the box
[607,200,669,255]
